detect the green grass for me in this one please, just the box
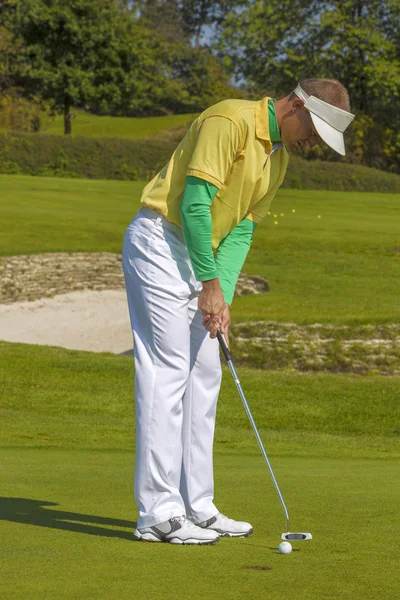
[0,176,139,255]
[1,174,399,324]
[1,342,399,600]
[38,109,197,138]
[2,449,399,600]
[2,342,400,457]
[1,171,399,598]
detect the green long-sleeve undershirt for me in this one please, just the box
[180,176,257,305]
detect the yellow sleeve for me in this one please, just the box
[187,116,242,188]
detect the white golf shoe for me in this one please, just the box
[134,515,220,545]
[193,512,253,538]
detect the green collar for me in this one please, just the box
[268,99,281,143]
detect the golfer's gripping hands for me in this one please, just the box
[199,277,229,341]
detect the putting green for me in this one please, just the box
[1,342,399,599]
[1,448,398,600]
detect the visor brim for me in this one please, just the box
[310,113,346,156]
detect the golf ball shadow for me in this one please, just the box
[269,546,300,554]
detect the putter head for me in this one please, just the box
[282,532,312,541]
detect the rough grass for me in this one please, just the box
[230,322,400,375]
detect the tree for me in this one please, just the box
[0,24,24,89]
[168,45,243,112]
[137,0,188,44]
[217,0,320,95]
[135,0,243,112]
[218,0,400,172]
[2,0,182,132]
[219,0,400,104]
[178,0,245,49]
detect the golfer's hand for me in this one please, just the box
[203,302,230,342]
[199,278,225,338]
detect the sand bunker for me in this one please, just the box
[0,253,269,355]
[0,290,133,354]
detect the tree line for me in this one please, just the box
[0,0,399,173]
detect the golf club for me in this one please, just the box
[217,330,312,542]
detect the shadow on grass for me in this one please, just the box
[0,497,136,540]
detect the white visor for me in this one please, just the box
[294,85,355,156]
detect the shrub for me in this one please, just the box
[0,94,42,132]
[0,132,175,181]
[284,156,400,193]
[0,131,399,192]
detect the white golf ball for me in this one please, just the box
[278,541,292,554]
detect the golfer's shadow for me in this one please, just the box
[0,497,136,540]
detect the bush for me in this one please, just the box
[0,131,175,181]
[284,156,400,193]
[0,94,42,133]
[0,131,399,192]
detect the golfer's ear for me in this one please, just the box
[292,98,305,112]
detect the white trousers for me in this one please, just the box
[122,206,222,528]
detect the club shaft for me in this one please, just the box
[226,358,290,532]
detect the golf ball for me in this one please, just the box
[278,541,292,555]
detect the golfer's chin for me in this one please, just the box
[280,136,295,152]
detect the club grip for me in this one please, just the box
[217,330,231,362]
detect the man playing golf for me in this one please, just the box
[122,78,354,545]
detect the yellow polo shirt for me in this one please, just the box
[141,97,289,249]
